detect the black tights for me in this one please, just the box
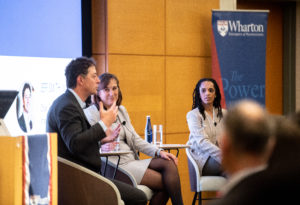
[140,158,183,205]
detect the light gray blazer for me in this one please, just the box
[84,104,161,183]
[186,107,225,174]
[117,105,160,158]
[84,104,160,159]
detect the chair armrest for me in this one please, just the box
[58,157,123,205]
[186,144,202,192]
[185,143,227,192]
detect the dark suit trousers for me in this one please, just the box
[110,179,147,205]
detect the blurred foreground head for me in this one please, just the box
[267,111,300,170]
[220,99,273,174]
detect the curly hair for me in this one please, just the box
[192,78,223,120]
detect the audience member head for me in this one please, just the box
[94,73,123,109]
[192,78,222,119]
[288,110,300,128]
[64,57,98,101]
[267,113,300,171]
[220,99,273,175]
[65,56,97,89]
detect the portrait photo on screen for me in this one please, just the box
[16,82,34,133]
[0,1,87,204]
[0,0,83,137]
[1,56,68,136]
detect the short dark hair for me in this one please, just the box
[192,78,223,120]
[267,115,300,169]
[65,57,96,88]
[22,83,31,98]
[288,110,300,128]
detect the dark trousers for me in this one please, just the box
[111,179,148,205]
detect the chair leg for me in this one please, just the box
[192,192,203,205]
[198,192,202,205]
[192,192,197,205]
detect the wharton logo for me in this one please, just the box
[217,20,228,37]
[217,20,264,37]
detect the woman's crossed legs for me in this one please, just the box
[140,157,183,205]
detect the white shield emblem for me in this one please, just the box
[217,20,228,37]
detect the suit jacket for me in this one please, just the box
[209,171,265,205]
[18,113,32,132]
[186,107,225,174]
[46,90,106,173]
[209,167,300,205]
[209,137,300,205]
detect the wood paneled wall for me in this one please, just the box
[92,0,283,204]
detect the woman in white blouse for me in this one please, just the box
[84,73,184,205]
[187,78,226,176]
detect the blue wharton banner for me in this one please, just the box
[211,10,269,107]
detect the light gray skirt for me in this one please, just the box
[119,158,152,184]
[106,156,152,184]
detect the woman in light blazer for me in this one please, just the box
[84,73,184,205]
[187,78,226,176]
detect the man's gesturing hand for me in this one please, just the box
[101,124,121,144]
[99,101,118,128]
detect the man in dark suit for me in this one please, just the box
[209,100,274,205]
[210,112,300,205]
[46,57,147,205]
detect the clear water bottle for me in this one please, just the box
[158,124,163,145]
[145,115,153,143]
[153,124,162,145]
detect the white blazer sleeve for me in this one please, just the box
[187,109,221,163]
